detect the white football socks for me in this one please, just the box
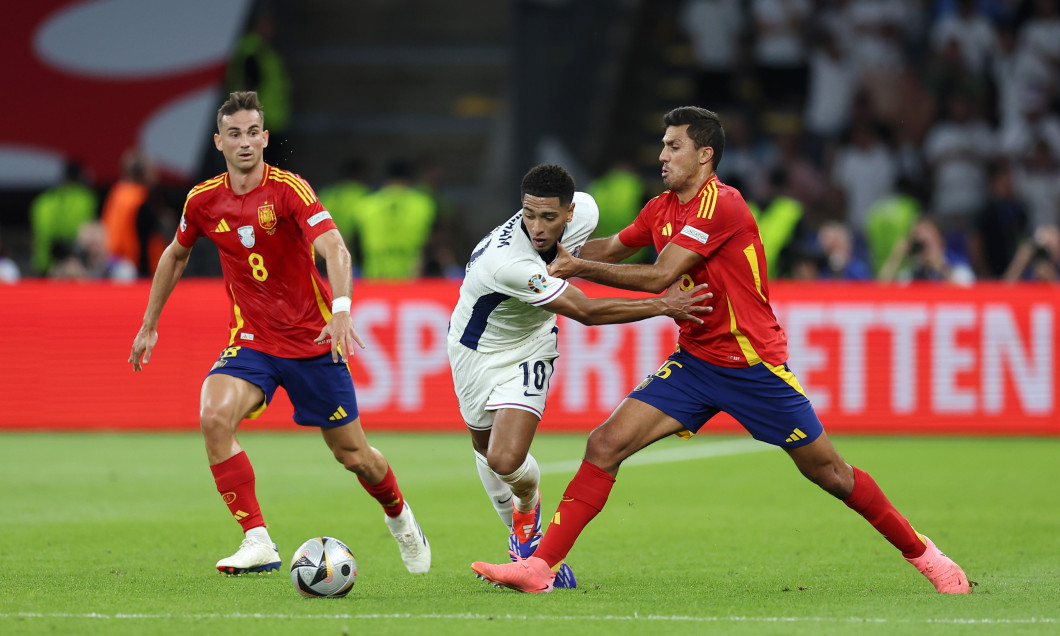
[245,526,272,545]
[498,453,540,514]
[475,451,514,531]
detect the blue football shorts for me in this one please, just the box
[629,347,823,448]
[206,345,359,427]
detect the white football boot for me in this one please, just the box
[384,502,431,574]
[215,538,281,576]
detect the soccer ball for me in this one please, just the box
[290,536,358,598]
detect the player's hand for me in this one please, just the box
[661,281,713,324]
[547,243,580,279]
[315,310,366,364]
[129,327,158,372]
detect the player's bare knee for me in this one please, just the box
[584,428,623,472]
[199,406,236,438]
[334,448,369,475]
[486,448,526,477]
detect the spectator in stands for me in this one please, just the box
[750,0,811,108]
[416,156,466,278]
[1013,138,1060,232]
[864,177,922,277]
[879,217,976,285]
[319,157,371,271]
[803,29,858,154]
[975,161,1029,278]
[1004,223,1060,282]
[227,6,292,168]
[587,161,648,262]
[1019,0,1060,75]
[49,221,137,281]
[830,118,898,234]
[679,0,745,110]
[930,0,998,76]
[354,159,437,279]
[101,149,154,275]
[29,159,97,275]
[816,220,873,280]
[755,166,807,277]
[0,224,20,284]
[922,92,995,255]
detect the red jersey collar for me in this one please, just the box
[222,163,272,193]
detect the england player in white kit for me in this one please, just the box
[448,164,711,587]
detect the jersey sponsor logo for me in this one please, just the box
[528,273,548,294]
[307,210,332,227]
[214,218,231,233]
[680,225,709,244]
[240,332,255,341]
[179,214,187,232]
[258,202,277,235]
[660,222,672,236]
[237,225,256,248]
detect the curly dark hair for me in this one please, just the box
[217,91,264,132]
[520,164,575,206]
[663,106,725,170]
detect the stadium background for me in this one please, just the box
[0,0,1057,435]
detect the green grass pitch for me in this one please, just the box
[1,431,1057,635]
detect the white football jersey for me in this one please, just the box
[449,191,599,353]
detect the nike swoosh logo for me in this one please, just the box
[497,495,513,505]
[523,391,542,397]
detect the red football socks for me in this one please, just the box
[210,451,265,532]
[843,466,926,559]
[534,460,616,568]
[358,464,405,518]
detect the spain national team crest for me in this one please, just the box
[258,202,277,235]
[528,273,548,294]
[237,225,255,248]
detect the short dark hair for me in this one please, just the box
[663,106,725,170]
[520,164,575,206]
[217,91,264,132]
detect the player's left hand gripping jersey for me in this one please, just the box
[177,164,340,358]
[449,192,600,352]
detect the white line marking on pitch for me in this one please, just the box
[540,437,770,474]
[2,612,1055,625]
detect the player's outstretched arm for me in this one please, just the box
[313,229,365,363]
[571,235,639,264]
[129,238,192,371]
[543,280,712,326]
[549,242,702,294]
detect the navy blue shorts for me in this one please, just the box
[206,345,359,428]
[629,347,822,448]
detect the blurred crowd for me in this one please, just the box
[666,0,1060,283]
[3,0,1057,285]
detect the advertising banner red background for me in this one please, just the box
[1,280,1057,435]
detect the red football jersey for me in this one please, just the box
[177,164,339,358]
[618,174,788,367]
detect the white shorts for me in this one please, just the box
[448,331,559,431]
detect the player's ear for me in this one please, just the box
[214,133,223,151]
[566,202,575,222]
[699,145,714,168]
[262,130,269,148]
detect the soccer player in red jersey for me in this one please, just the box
[471,106,970,594]
[128,91,430,576]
